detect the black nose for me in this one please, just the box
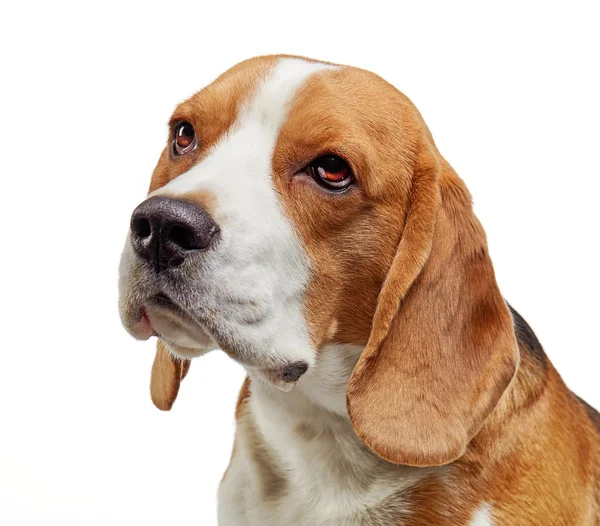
[130,196,219,272]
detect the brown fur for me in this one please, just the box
[346,160,519,468]
[272,65,520,467]
[150,339,190,411]
[241,412,290,503]
[142,56,599,522]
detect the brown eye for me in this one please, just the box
[173,121,197,155]
[309,155,353,191]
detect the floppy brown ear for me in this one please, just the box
[150,339,191,411]
[347,149,519,467]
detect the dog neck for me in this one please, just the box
[240,344,442,523]
[250,343,364,419]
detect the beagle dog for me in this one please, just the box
[119,56,600,525]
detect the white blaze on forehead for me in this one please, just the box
[159,58,334,200]
[151,58,335,372]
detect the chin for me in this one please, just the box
[144,304,218,359]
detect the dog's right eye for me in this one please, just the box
[172,121,197,155]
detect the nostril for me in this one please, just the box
[132,217,151,239]
[168,224,193,250]
[129,196,218,271]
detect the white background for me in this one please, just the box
[1,1,599,524]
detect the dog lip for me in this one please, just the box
[152,292,177,309]
[147,293,189,319]
[144,294,216,352]
[129,307,153,340]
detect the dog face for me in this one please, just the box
[119,56,519,467]
[119,57,417,381]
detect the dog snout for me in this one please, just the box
[130,196,219,273]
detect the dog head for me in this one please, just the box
[119,56,518,467]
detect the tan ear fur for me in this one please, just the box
[346,148,519,467]
[150,340,191,411]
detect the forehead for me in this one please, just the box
[170,56,335,160]
[152,56,420,201]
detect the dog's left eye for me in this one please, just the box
[308,155,353,191]
[172,121,197,155]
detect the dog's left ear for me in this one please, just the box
[150,340,191,411]
[347,144,519,467]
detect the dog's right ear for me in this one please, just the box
[150,339,191,411]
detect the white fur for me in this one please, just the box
[121,57,497,524]
[120,58,335,373]
[469,502,494,525]
[219,344,439,525]
[151,59,333,369]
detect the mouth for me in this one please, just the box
[140,294,311,389]
[120,263,314,389]
[149,292,182,317]
[138,293,218,358]
[146,294,185,340]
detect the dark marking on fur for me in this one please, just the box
[357,474,466,525]
[281,361,308,382]
[507,303,548,370]
[244,415,288,503]
[295,422,319,441]
[575,394,600,434]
